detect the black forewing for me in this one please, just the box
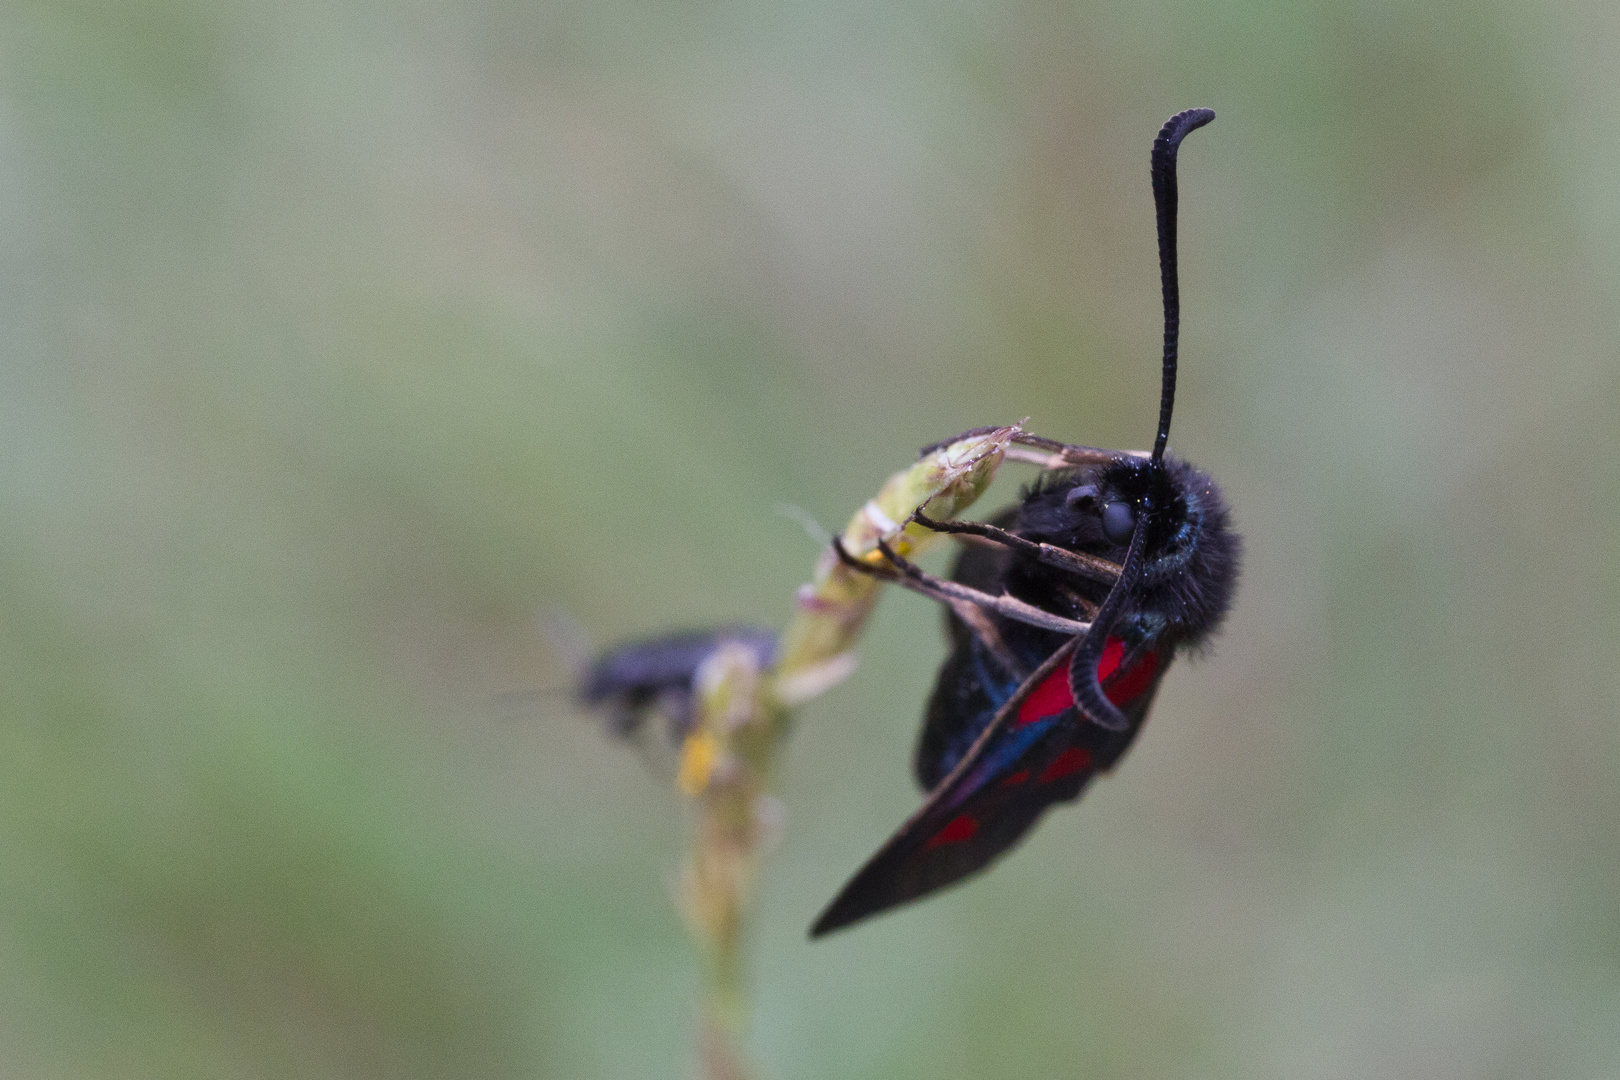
[926,505,1019,657]
[914,510,1034,790]
[810,646,1166,937]
[915,636,1012,791]
[813,641,1065,933]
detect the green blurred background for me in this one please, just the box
[2,0,1617,1076]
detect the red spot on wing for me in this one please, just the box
[1017,667,1075,726]
[1096,637,1126,682]
[1039,746,1092,784]
[1017,638,1161,726]
[1097,637,1160,707]
[1002,770,1031,786]
[925,814,979,849]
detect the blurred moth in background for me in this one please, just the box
[580,628,777,745]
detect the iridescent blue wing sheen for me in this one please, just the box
[913,526,1043,790]
[913,629,1029,790]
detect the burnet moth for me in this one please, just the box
[580,628,776,744]
[809,109,1240,937]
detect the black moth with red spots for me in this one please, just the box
[810,109,1240,937]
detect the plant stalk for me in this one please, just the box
[675,426,1020,1078]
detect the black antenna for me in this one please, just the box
[1149,108,1214,463]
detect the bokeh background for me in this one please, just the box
[2,0,1618,1077]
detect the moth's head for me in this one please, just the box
[1043,456,1240,646]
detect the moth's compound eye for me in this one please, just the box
[1101,501,1136,545]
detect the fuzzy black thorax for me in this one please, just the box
[1007,456,1239,651]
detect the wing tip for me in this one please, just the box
[807,893,868,939]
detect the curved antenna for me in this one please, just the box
[1149,108,1214,463]
[1065,515,1146,732]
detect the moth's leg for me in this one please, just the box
[919,426,1009,457]
[831,537,1086,635]
[831,535,903,582]
[1050,582,1101,622]
[1010,432,1149,467]
[911,510,1121,586]
[947,599,1030,681]
[942,531,1003,551]
[1002,445,1076,469]
[829,537,1026,677]
[861,539,1090,636]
